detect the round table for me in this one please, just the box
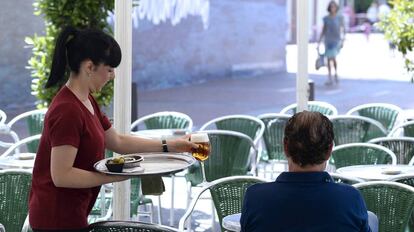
[221,212,378,232]
[222,213,241,232]
[336,164,414,181]
[0,153,35,169]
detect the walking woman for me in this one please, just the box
[318,1,346,85]
[28,26,197,231]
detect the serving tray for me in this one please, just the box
[94,152,196,176]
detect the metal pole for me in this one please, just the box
[296,0,309,112]
[113,0,132,220]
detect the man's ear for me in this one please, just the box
[325,142,333,160]
[283,138,290,157]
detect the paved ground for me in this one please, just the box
[2,33,414,231]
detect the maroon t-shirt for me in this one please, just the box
[29,86,112,230]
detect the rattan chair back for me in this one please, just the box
[369,137,414,164]
[131,111,193,131]
[257,113,290,161]
[185,130,257,186]
[331,143,397,169]
[0,169,32,232]
[347,103,403,133]
[280,101,338,116]
[178,176,266,232]
[354,181,414,232]
[330,115,387,146]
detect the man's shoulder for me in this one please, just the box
[330,182,363,199]
[246,182,274,193]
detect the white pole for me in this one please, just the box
[113,0,132,220]
[296,0,309,112]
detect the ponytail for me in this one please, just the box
[45,26,78,88]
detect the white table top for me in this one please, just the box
[0,153,35,169]
[131,129,189,139]
[222,212,378,232]
[222,213,241,232]
[336,164,414,181]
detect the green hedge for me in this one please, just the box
[26,0,115,108]
[377,0,414,81]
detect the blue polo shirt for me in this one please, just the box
[240,172,371,232]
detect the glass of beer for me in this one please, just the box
[190,133,210,182]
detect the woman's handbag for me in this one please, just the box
[315,48,326,70]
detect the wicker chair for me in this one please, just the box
[178,176,266,232]
[256,114,290,179]
[369,137,414,164]
[130,111,193,225]
[0,169,32,232]
[185,130,257,186]
[199,114,265,176]
[257,113,290,162]
[329,172,365,185]
[184,130,257,230]
[330,115,387,146]
[389,121,414,137]
[388,174,414,232]
[354,181,414,232]
[346,103,403,133]
[130,111,193,132]
[89,221,178,232]
[280,101,338,116]
[330,143,397,169]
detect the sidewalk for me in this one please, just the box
[137,33,414,130]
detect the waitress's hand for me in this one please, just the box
[167,135,198,153]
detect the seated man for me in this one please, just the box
[240,111,371,232]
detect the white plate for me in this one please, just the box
[94,152,196,176]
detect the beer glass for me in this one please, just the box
[190,133,210,182]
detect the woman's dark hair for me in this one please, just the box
[327,1,339,13]
[284,111,334,167]
[45,26,122,88]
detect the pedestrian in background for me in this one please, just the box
[318,0,346,86]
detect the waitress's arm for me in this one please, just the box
[50,145,128,188]
[104,127,196,154]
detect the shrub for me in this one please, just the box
[26,0,114,108]
[377,0,414,81]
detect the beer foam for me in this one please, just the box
[191,133,209,142]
